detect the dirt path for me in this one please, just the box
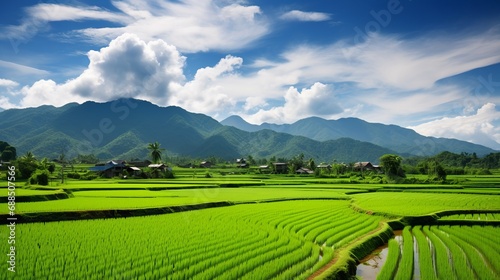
[307,222,388,279]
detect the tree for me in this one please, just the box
[22,151,36,162]
[39,158,49,170]
[0,142,16,161]
[420,159,447,181]
[379,154,405,179]
[58,153,67,183]
[288,153,305,174]
[147,142,165,164]
[1,145,16,161]
[17,151,38,179]
[308,158,316,171]
[48,163,56,174]
[247,155,256,165]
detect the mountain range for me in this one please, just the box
[0,98,495,163]
[221,115,495,157]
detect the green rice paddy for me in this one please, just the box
[1,172,499,279]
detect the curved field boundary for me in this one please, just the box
[350,202,500,229]
[0,197,350,224]
[310,222,393,280]
[0,191,70,203]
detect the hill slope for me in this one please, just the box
[221,116,495,156]
[0,99,396,162]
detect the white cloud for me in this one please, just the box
[28,4,130,23]
[245,82,343,124]
[202,29,500,125]
[1,0,268,53]
[255,29,500,92]
[0,4,130,44]
[171,55,242,117]
[0,79,19,88]
[0,60,50,76]
[17,33,185,107]
[73,0,268,53]
[280,10,331,22]
[409,103,500,150]
[19,79,84,108]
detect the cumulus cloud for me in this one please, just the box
[171,55,242,117]
[69,33,185,102]
[246,83,343,124]
[13,35,242,117]
[280,10,331,22]
[17,33,185,107]
[409,103,500,150]
[0,79,21,109]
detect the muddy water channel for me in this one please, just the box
[356,231,404,280]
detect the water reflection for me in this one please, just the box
[356,231,403,280]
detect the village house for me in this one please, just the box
[272,162,288,174]
[127,160,152,167]
[353,162,382,173]
[199,161,213,168]
[148,163,169,172]
[295,167,314,175]
[89,160,128,178]
[353,162,375,171]
[236,158,248,168]
[316,164,332,171]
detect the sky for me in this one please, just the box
[1,0,500,150]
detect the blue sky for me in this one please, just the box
[1,0,500,149]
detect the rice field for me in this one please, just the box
[377,225,500,280]
[2,200,383,280]
[1,174,499,279]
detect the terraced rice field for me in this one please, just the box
[2,200,384,279]
[377,225,500,280]
[2,176,499,279]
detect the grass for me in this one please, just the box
[2,200,383,280]
[351,192,500,216]
[2,187,349,214]
[1,172,499,279]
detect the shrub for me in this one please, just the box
[475,169,492,175]
[67,172,81,179]
[29,169,50,186]
[80,173,98,180]
[164,169,175,179]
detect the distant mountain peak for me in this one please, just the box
[221,115,495,156]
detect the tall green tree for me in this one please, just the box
[22,151,36,162]
[148,142,165,164]
[380,154,405,179]
[17,151,39,179]
[308,158,316,171]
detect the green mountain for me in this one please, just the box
[195,127,394,163]
[10,98,494,163]
[0,99,399,163]
[221,115,496,156]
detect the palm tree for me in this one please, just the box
[22,151,36,162]
[147,142,165,164]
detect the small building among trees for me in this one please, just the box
[272,162,288,174]
[89,160,127,178]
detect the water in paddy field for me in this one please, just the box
[355,231,403,280]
